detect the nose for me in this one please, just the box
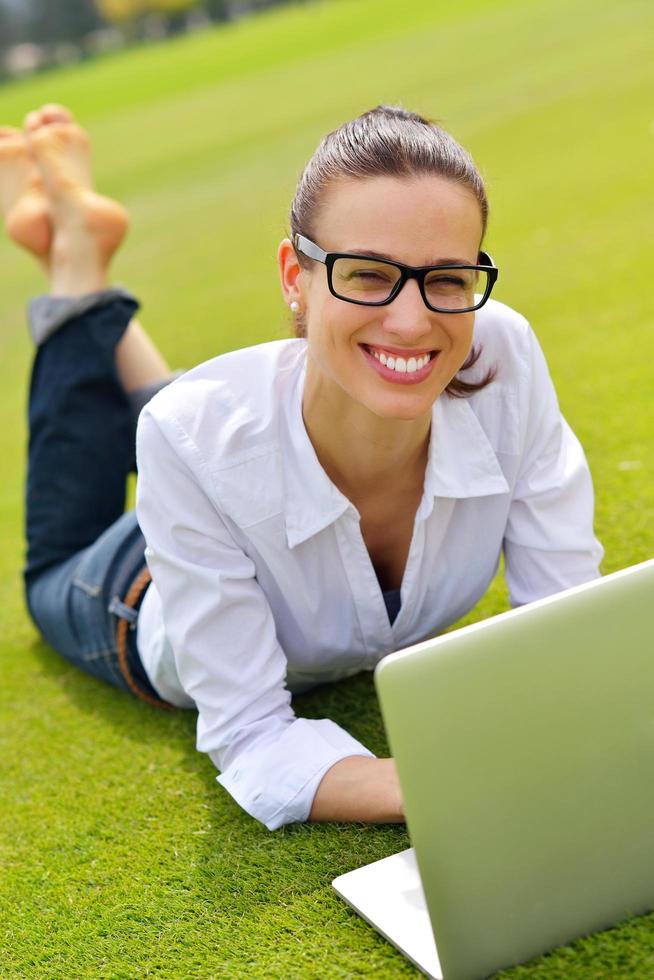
[380,277,433,342]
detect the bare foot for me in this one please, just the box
[0,126,50,261]
[26,105,129,296]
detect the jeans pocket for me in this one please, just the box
[27,510,146,693]
[65,575,127,688]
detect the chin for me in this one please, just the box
[365,393,439,422]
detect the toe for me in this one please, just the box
[40,103,75,126]
[28,121,89,152]
[0,126,27,152]
[24,104,75,133]
[0,127,29,160]
[23,110,42,133]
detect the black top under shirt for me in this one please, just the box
[382,588,402,626]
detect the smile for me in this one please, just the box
[360,344,438,385]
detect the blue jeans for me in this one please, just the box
[24,295,172,707]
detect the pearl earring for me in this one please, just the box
[290,301,300,313]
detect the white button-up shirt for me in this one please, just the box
[134,299,603,830]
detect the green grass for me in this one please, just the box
[1,0,653,975]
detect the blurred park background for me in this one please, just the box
[1,0,653,976]
[1,0,309,79]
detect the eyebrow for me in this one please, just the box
[345,248,474,266]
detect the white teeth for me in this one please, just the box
[368,347,432,374]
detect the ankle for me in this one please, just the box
[49,272,110,298]
[48,236,110,297]
[49,270,109,298]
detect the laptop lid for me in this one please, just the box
[374,559,654,980]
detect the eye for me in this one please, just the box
[425,271,475,293]
[433,274,466,286]
[332,257,401,297]
[349,267,394,283]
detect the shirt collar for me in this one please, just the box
[416,394,509,523]
[281,352,509,548]
[281,359,352,549]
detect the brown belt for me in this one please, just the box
[115,566,174,711]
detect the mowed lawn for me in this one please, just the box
[1,0,653,976]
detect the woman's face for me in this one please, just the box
[294,175,484,422]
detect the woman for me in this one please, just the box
[3,103,602,831]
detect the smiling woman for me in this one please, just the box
[282,173,490,428]
[4,103,603,831]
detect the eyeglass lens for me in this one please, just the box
[331,257,488,311]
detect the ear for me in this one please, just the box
[277,238,304,306]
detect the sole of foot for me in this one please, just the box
[0,127,51,259]
[26,106,130,292]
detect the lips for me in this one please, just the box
[360,343,438,385]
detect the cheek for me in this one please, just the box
[451,315,475,355]
[302,280,331,344]
[305,297,355,354]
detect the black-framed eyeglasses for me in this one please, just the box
[293,234,498,314]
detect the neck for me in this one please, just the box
[302,360,431,500]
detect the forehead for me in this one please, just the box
[312,175,483,266]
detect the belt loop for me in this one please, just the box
[109,595,139,627]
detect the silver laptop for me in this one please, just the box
[333,559,654,980]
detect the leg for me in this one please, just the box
[24,297,138,584]
[2,106,175,705]
[18,110,154,581]
[116,318,172,393]
[25,310,173,708]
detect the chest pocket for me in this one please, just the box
[210,449,285,529]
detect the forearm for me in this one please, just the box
[308,756,404,823]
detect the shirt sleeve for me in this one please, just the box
[135,406,373,831]
[503,327,604,606]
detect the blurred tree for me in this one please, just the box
[0,8,12,50]
[28,0,104,44]
[0,0,301,78]
[203,0,229,20]
[95,0,202,39]
[0,1,26,50]
[149,0,198,34]
[95,0,199,21]
[94,0,146,23]
[154,0,199,10]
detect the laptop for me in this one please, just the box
[333,559,654,980]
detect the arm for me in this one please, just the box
[135,404,378,830]
[309,757,404,823]
[504,327,603,604]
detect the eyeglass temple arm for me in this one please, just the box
[294,234,328,263]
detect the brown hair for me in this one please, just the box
[289,105,496,398]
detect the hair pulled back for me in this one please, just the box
[289,105,495,398]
